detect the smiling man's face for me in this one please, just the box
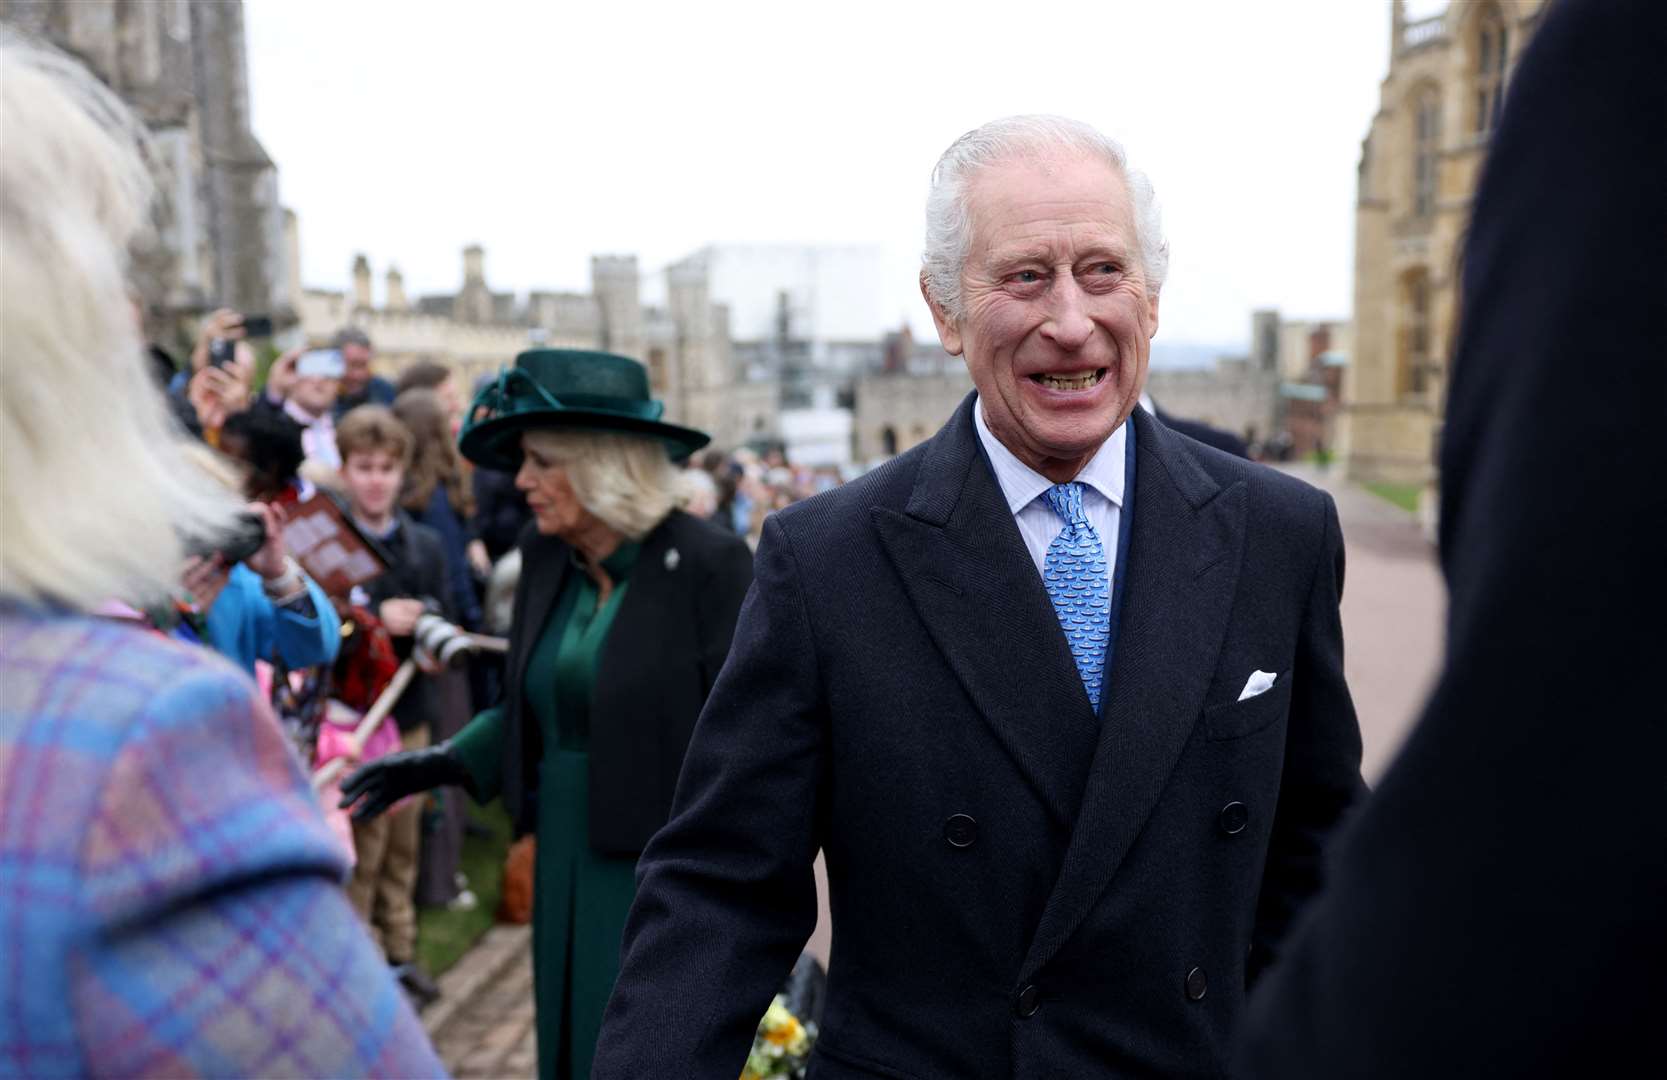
[926,151,1159,482]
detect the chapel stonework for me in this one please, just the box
[1340,0,1547,491]
[299,246,780,453]
[0,0,291,339]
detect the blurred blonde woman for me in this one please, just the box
[0,31,441,1077]
[342,349,754,1079]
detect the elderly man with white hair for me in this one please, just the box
[593,115,1365,1078]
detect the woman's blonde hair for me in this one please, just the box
[523,429,680,542]
[0,32,244,610]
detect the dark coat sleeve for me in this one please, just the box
[593,513,823,1079]
[1235,2,1667,1074]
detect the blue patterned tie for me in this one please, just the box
[1041,482,1110,712]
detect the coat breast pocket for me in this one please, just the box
[1203,669,1294,741]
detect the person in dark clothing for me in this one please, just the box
[219,407,309,505]
[333,404,452,1001]
[1154,407,1250,459]
[470,460,532,562]
[1235,1,1666,1074]
[332,327,397,417]
[395,358,467,433]
[394,387,481,629]
[591,117,1361,1079]
[341,350,754,1080]
[392,386,481,910]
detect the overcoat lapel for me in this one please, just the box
[511,533,572,702]
[872,396,1101,831]
[1020,409,1247,980]
[595,518,676,686]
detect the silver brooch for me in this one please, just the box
[664,547,681,572]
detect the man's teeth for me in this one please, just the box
[1033,370,1103,391]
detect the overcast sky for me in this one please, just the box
[245,0,1428,352]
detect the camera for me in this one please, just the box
[413,612,474,668]
[183,511,267,565]
[208,336,237,368]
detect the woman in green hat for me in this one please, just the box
[341,349,755,1079]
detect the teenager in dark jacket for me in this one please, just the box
[333,405,451,1000]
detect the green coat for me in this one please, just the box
[451,541,640,1080]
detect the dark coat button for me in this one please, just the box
[1185,966,1208,1001]
[1016,984,1041,1017]
[1218,801,1249,836]
[944,813,978,848]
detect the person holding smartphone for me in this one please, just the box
[180,498,341,678]
[170,308,264,446]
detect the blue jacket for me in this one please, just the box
[204,563,340,674]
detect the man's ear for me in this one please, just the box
[1146,289,1161,340]
[920,272,964,356]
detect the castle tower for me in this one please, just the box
[351,254,372,310]
[590,255,643,361]
[385,266,408,312]
[457,244,494,324]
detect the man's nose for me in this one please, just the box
[1040,278,1094,351]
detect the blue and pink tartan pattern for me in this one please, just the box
[0,609,445,1079]
[1041,482,1112,712]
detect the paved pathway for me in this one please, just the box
[1277,464,1444,782]
[424,468,1445,1071]
[424,924,537,1078]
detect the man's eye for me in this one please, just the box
[1093,263,1120,275]
[1013,270,1042,284]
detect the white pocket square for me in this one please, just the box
[1238,670,1278,702]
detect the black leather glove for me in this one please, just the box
[338,742,474,822]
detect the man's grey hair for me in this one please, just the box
[332,326,373,350]
[921,115,1169,320]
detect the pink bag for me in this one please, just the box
[314,698,413,840]
[315,698,403,765]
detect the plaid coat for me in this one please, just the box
[0,608,445,1078]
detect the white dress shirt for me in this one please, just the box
[972,395,1126,578]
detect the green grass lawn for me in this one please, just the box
[416,800,514,977]
[1365,482,1422,514]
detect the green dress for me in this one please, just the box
[450,542,641,1080]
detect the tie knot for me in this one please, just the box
[1043,482,1089,526]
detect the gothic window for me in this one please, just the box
[1400,270,1432,397]
[1413,88,1441,218]
[1474,5,1509,134]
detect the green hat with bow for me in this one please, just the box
[458,349,710,471]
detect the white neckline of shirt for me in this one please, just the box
[972,394,1126,517]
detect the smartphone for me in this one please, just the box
[240,314,274,338]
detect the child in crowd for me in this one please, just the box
[333,404,453,1004]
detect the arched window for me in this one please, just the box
[1413,87,1441,218]
[880,425,898,457]
[1400,270,1432,397]
[1474,5,1509,134]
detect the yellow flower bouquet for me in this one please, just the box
[740,994,817,1079]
